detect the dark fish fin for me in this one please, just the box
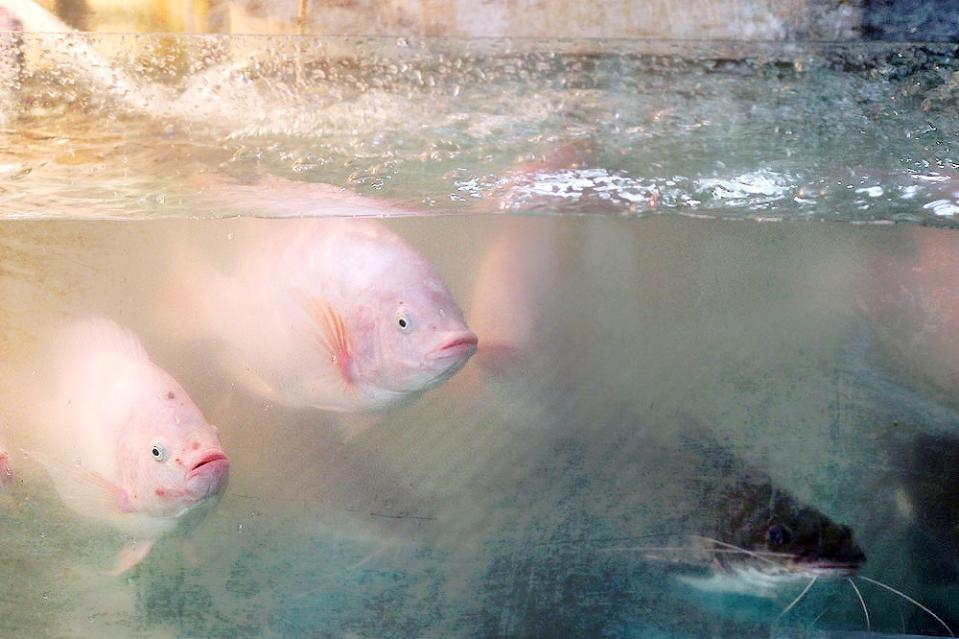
[671,414,756,482]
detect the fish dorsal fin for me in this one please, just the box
[673,414,762,481]
[55,318,150,365]
[21,449,133,517]
[298,295,354,385]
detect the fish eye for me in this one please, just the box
[395,311,412,332]
[766,523,792,545]
[150,443,167,462]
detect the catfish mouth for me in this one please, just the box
[726,555,864,581]
[788,541,867,577]
[717,557,864,588]
[188,450,229,478]
[706,535,865,582]
[427,331,479,361]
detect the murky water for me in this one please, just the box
[2,33,959,639]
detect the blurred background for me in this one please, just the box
[31,0,959,41]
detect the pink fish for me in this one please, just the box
[23,319,229,574]
[187,173,420,218]
[467,143,586,374]
[861,226,959,394]
[468,218,561,373]
[173,210,477,414]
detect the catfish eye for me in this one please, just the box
[150,443,167,462]
[766,523,791,545]
[395,312,411,332]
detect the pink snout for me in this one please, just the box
[428,331,479,361]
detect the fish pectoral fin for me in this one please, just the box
[21,449,134,515]
[297,295,354,384]
[85,469,135,513]
[110,539,155,576]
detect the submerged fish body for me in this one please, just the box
[885,428,959,595]
[24,319,229,572]
[860,226,959,396]
[673,468,865,596]
[618,425,866,598]
[467,144,590,374]
[182,215,476,413]
[468,218,561,374]
[895,431,959,553]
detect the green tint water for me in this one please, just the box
[1,216,955,638]
[1,34,959,639]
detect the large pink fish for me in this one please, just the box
[468,218,560,373]
[174,205,477,413]
[23,319,229,574]
[861,226,959,395]
[466,144,586,374]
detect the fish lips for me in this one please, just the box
[427,331,479,362]
[187,450,230,494]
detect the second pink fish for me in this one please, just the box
[176,216,477,413]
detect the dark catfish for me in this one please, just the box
[603,422,866,597]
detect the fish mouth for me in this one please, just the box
[731,558,864,581]
[188,450,229,478]
[427,331,479,361]
[718,558,864,590]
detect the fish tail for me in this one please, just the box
[483,139,597,212]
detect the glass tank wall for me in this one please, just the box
[1,17,959,639]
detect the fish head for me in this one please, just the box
[369,282,477,394]
[716,481,866,585]
[338,225,477,396]
[116,378,229,517]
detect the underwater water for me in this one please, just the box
[1,33,959,639]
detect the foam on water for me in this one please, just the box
[1,35,959,223]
